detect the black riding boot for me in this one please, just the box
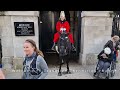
[51,42,56,51]
[71,44,76,51]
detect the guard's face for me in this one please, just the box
[60,16,65,21]
[23,42,35,56]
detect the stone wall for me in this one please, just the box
[0,16,2,62]
[0,11,39,70]
[0,11,114,70]
[79,11,113,65]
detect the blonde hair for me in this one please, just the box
[112,35,119,41]
[25,39,44,57]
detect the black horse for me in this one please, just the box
[55,30,72,76]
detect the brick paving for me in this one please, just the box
[4,61,120,79]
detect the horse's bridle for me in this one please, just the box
[59,31,69,40]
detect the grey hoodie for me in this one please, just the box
[22,52,48,79]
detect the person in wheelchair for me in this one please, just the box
[94,47,113,77]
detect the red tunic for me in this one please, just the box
[56,21,70,33]
[53,20,74,44]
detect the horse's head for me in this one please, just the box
[59,30,69,42]
[57,31,71,56]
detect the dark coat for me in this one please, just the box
[104,40,120,52]
[97,50,113,63]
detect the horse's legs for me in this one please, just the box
[58,57,63,76]
[66,59,71,74]
[58,63,62,76]
[66,60,69,71]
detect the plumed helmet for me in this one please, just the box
[104,47,111,55]
[60,11,65,18]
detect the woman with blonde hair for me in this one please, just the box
[104,35,120,62]
[22,39,48,79]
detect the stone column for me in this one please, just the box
[0,11,39,71]
[0,14,2,63]
[79,11,113,65]
[0,14,14,70]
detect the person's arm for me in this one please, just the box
[56,21,61,32]
[97,50,104,60]
[104,40,111,48]
[0,69,5,79]
[37,56,48,79]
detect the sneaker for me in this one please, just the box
[93,72,97,77]
[101,69,104,73]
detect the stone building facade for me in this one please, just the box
[0,11,39,71]
[80,11,113,65]
[0,11,113,71]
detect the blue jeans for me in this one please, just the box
[113,51,117,61]
[98,60,110,72]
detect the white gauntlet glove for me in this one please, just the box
[60,28,64,31]
[63,28,66,31]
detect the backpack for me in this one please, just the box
[23,54,41,75]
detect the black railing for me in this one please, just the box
[111,11,120,37]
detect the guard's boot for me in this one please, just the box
[71,44,76,51]
[51,42,56,51]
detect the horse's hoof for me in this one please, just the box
[58,72,62,76]
[66,71,71,74]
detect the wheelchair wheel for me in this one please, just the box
[105,70,110,79]
[110,61,116,77]
[111,70,115,77]
[105,73,110,79]
[112,62,116,70]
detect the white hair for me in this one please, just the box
[104,47,111,55]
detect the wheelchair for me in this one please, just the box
[93,60,116,79]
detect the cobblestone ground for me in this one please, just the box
[4,61,120,79]
[45,63,93,79]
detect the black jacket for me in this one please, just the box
[104,40,120,52]
[97,50,113,63]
